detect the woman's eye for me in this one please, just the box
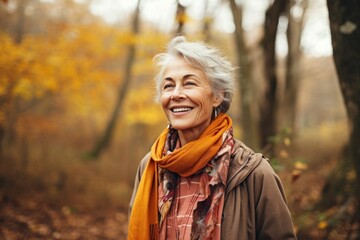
[163,83,174,89]
[184,81,196,86]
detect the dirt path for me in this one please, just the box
[0,195,128,239]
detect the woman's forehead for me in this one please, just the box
[163,58,205,78]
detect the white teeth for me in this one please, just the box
[172,107,192,113]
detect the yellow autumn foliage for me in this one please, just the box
[0,20,169,130]
[317,220,328,229]
[125,87,165,126]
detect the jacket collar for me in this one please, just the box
[226,139,264,194]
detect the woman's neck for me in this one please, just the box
[177,124,208,146]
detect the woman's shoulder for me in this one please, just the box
[227,139,273,187]
[230,139,264,172]
[137,152,151,176]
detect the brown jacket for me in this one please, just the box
[129,139,297,239]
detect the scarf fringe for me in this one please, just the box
[150,223,159,240]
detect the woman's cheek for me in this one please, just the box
[160,93,170,108]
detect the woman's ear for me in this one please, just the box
[213,93,223,108]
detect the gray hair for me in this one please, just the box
[153,36,235,113]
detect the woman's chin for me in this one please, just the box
[169,123,192,131]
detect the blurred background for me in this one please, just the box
[0,0,358,239]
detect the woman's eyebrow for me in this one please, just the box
[183,74,197,79]
[164,74,196,81]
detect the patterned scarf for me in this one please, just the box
[128,114,233,240]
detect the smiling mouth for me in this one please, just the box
[171,107,193,113]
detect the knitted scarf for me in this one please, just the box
[128,114,232,240]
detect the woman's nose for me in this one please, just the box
[171,86,185,100]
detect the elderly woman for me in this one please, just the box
[128,36,296,240]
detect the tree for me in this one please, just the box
[301,0,360,238]
[89,0,142,158]
[14,0,27,44]
[229,0,258,149]
[282,0,308,136]
[327,0,360,181]
[175,0,186,36]
[259,0,287,153]
[324,0,360,232]
[202,0,217,42]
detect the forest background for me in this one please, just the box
[0,0,359,239]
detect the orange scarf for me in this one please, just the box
[128,114,232,240]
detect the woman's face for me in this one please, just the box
[160,57,222,138]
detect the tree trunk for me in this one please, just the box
[175,1,186,36]
[0,0,28,155]
[327,0,360,196]
[259,0,287,153]
[229,0,258,149]
[0,77,17,156]
[282,0,308,135]
[202,0,211,42]
[14,0,26,44]
[319,0,360,237]
[89,0,141,159]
